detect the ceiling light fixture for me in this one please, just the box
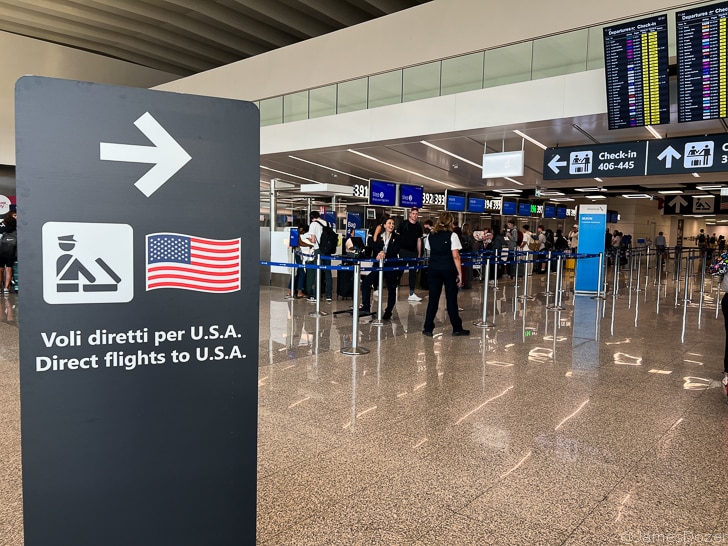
[538,190,565,196]
[574,187,607,192]
[594,178,604,182]
[512,130,547,150]
[658,190,684,194]
[696,184,723,190]
[493,188,522,193]
[645,125,662,139]
[347,149,456,187]
[504,176,524,186]
[261,166,316,184]
[692,173,701,178]
[586,195,607,199]
[420,141,482,169]
[622,193,653,199]
[548,197,575,202]
[289,155,368,181]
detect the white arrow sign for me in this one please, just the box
[667,195,688,213]
[100,112,191,197]
[657,146,681,169]
[547,154,567,174]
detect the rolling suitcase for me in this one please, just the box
[337,265,354,299]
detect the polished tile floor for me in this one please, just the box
[2,262,728,545]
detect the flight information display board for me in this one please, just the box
[676,2,728,122]
[603,15,670,129]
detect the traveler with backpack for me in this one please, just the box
[303,211,336,302]
[0,210,17,296]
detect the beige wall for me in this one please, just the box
[157,0,693,101]
[0,31,177,166]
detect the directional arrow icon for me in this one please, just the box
[657,146,681,169]
[100,112,191,197]
[668,195,688,213]
[547,154,567,174]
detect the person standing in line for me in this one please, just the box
[568,224,579,254]
[721,273,728,403]
[397,206,423,301]
[0,210,17,295]
[303,211,333,302]
[535,225,547,273]
[422,212,469,337]
[504,218,519,279]
[654,231,667,268]
[459,222,476,289]
[359,217,400,321]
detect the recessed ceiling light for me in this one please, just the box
[493,188,522,193]
[420,141,483,169]
[692,173,701,178]
[622,194,653,199]
[512,130,547,150]
[289,155,368,181]
[261,166,317,184]
[574,187,607,192]
[646,125,662,139]
[538,190,564,196]
[347,149,456,187]
[549,197,574,202]
[504,177,523,185]
[594,178,604,183]
[696,184,722,190]
[658,190,684,194]
[586,195,607,199]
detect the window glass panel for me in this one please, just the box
[403,62,441,102]
[368,71,402,108]
[309,85,336,119]
[484,42,532,87]
[532,29,588,79]
[337,78,368,114]
[259,96,283,126]
[283,91,308,123]
[441,52,484,95]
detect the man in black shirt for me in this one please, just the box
[398,207,424,301]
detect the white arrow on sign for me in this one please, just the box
[657,146,681,168]
[100,112,191,197]
[547,154,567,174]
[667,195,688,213]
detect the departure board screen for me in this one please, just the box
[603,15,670,129]
[676,3,728,122]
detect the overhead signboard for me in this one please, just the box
[603,15,670,129]
[545,133,728,179]
[663,194,716,214]
[543,141,647,180]
[368,179,397,206]
[398,183,423,208]
[16,77,258,544]
[423,191,445,207]
[676,2,728,123]
[482,150,524,178]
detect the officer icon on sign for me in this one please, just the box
[56,234,122,293]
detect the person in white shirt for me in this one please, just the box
[302,211,333,302]
[568,224,579,254]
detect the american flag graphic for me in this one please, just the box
[146,233,241,293]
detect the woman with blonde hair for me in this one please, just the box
[422,212,469,337]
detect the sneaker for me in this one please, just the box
[2,288,8,295]
[373,290,378,298]
[326,297,332,302]
[382,311,392,321]
[307,296,317,302]
[488,280,495,286]
[358,307,371,315]
[452,329,470,337]
[422,330,433,337]
[408,293,422,302]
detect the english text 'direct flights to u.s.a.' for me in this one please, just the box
[15,76,259,546]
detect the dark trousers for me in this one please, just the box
[361,269,397,313]
[313,251,332,299]
[722,293,728,373]
[423,268,463,333]
[399,248,418,293]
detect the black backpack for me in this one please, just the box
[316,220,338,255]
[0,230,17,260]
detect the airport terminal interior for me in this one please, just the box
[3,0,728,544]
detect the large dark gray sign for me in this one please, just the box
[16,77,259,545]
[545,133,728,180]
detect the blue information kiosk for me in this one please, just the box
[574,204,607,294]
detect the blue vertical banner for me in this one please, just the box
[346,211,362,232]
[575,204,606,293]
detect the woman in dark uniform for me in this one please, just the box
[360,217,400,321]
[422,212,469,337]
